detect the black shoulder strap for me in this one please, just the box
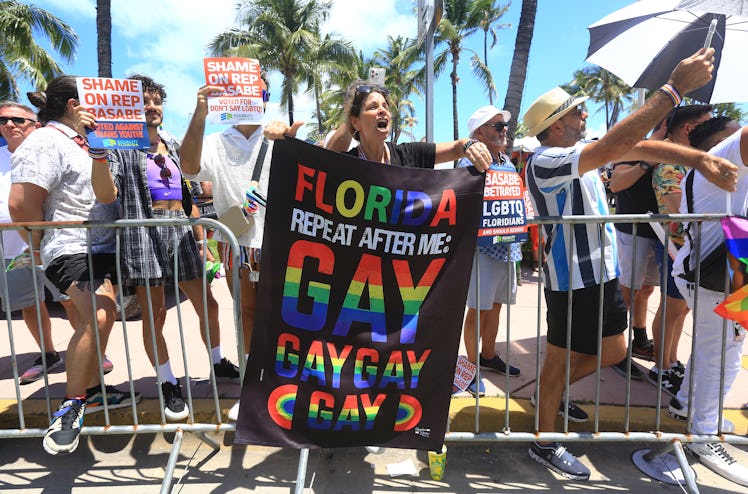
[251,138,270,183]
[685,169,695,214]
[682,169,696,272]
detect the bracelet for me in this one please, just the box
[463,139,478,154]
[89,149,108,161]
[196,239,207,246]
[658,84,682,107]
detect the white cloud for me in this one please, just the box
[34,0,95,19]
[326,1,417,52]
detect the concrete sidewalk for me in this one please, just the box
[1,264,748,492]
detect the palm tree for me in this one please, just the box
[568,66,633,130]
[304,33,356,136]
[478,1,510,105]
[210,0,349,125]
[502,0,536,146]
[435,0,498,142]
[96,0,112,77]
[374,36,423,144]
[0,0,78,100]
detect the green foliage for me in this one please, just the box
[567,65,634,130]
[0,0,78,100]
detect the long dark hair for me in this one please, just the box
[27,75,79,124]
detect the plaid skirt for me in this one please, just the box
[123,209,203,286]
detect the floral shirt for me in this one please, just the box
[652,163,687,248]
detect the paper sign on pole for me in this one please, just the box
[76,77,148,149]
[478,166,529,245]
[452,355,477,393]
[203,57,264,125]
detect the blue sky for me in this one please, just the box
[19,0,635,143]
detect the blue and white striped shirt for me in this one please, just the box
[525,142,618,291]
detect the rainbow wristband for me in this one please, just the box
[658,84,682,107]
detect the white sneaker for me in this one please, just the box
[227,400,240,421]
[687,442,748,487]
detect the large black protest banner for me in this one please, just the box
[235,139,484,451]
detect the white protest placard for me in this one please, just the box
[452,355,477,393]
[203,57,264,125]
[76,77,148,149]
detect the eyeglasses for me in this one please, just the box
[0,116,37,125]
[150,153,171,179]
[351,84,390,114]
[483,122,508,131]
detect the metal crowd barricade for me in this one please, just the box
[2,214,747,493]
[0,217,248,493]
[452,213,748,494]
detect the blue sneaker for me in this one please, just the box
[529,441,590,480]
[467,377,485,397]
[43,398,86,455]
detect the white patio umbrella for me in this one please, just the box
[586,0,748,103]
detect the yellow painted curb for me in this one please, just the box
[448,397,748,435]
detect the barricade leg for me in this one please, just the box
[160,428,184,494]
[631,439,698,492]
[197,431,221,451]
[294,448,310,494]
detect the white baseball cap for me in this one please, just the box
[467,105,511,137]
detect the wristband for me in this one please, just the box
[463,139,478,154]
[89,148,108,161]
[658,84,682,107]
[196,239,207,246]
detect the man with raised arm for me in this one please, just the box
[522,48,737,480]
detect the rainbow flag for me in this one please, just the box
[722,216,748,266]
[715,283,748,327]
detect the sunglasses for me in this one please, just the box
[150,153,171,179]
[0,116,37,125]
[351,85,390,114]
[483,122,508,131]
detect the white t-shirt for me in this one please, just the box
[0,146,28,259]
[185,126,272,248]
[11,121,119,265]
[673,129,748,277]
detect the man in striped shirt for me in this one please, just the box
[521,48,738,481]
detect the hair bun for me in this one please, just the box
[27,91,47,109]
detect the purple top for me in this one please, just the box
[146,153,182,201]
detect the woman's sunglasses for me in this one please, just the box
[351,85,390,114]
[151,153,171,179]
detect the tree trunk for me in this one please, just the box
[503,0,537,146]
[484,31,492,105]
[96,0,112,77]
[451,48,460,167]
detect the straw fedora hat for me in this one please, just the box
[523,87,588,137]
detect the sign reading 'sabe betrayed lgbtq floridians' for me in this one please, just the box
[236,139,484,450]
[477,162,531,246]
[203,57,264,125]
[76,77,148,149]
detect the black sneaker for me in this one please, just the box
[85,385,142,415]
[530,392,588,423]
[631,339,655,361]
[611,358,644,380]
[43,398,85,455]
[528,441,591,480]
[673,361,685,380]
[20,351,63,385]
[161,380,189,421]
[480,354,520,376]
[646,368,682,397]
[668,396,687,421]
[213,357,240,383]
